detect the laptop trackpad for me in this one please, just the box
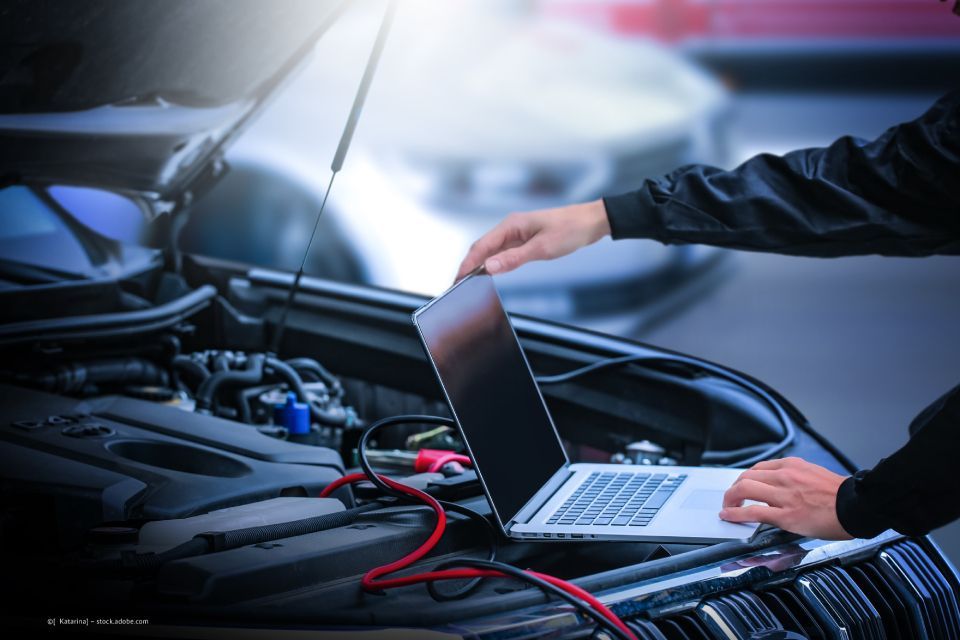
[680,490,725,510]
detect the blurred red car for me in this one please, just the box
[541,0,960,41]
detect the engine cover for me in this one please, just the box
[0,384,344,548]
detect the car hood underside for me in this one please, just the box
[0,0,345,204]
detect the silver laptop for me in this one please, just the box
[412,272,761,543]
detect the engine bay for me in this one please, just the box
[0,264,849,630]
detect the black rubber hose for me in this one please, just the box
[211,352,231,372]
[81,537,210,575]
[12,358,169,394]
[194,353,265,412]
[172,356,212,389]
[265,357,349,426]
[235,388,253,424]
[159,334,181,361]
[285,357,344,397]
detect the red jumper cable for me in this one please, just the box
[320,472,638,640]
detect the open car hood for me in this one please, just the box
[0,0,346,212]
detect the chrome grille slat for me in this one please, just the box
[902,540,960,637]
[623,539,959,640]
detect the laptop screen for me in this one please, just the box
[414,273,568,525]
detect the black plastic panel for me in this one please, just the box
[0,384,344,547]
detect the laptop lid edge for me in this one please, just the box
[410,272,570,531]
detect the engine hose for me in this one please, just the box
[211,352,231,372]
[285,357,344,397]
[82,502,382,575]
[82,537,209,574]
[11,358,169,394]
[159,333,181,361]
[172,356,211,389]
[194,353,265,412]
[265,357,350,426]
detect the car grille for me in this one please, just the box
[627,539,960,639]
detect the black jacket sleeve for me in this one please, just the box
[836,384,960,538]
[602,90,960,538]
[602,90,960,257]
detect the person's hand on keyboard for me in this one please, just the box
[719,457,854,540]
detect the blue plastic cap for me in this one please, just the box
[274,391,310,435]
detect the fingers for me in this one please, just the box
[722,479,784,508]
[734,469,787,487]
[749,456,803,471]
[720,457,853,539]
[455,215,528,280]
[486,239,547,275]
[455,231,506,281]
[720,504,785,526]
[749,459,787,471]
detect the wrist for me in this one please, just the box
[835,472,889,539]
[585,199,612,241]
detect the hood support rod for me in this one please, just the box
[269,0,397,355]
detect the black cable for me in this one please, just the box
[701,442,773,464]
[355,417,629,635]
[356,414,497,600]
[426,500,498,601]
[357,415,456,497]
[535,353,796,468]
[445,558,633,640]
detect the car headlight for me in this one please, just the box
[383,155,612,213]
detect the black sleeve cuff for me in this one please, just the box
[602,186,668,242]
[835,471,892,539]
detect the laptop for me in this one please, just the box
[412,271,762,543]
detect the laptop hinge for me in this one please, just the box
[509,466,573,526]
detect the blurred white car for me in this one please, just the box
[183,3,733,334]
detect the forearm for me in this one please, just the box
[836,383,960,538]
[603,90,960,257]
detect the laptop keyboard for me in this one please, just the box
[546,471,687,527]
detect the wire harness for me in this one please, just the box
[321,415,639,640]
[534,352,796,468]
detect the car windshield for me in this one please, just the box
[0,186,95,280]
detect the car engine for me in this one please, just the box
[2,270,958,639]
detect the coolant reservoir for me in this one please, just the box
[137,497,345,550]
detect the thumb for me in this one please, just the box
[485,244,540,275]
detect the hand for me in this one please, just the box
[455,199,612,280]
[719,457,854,540]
